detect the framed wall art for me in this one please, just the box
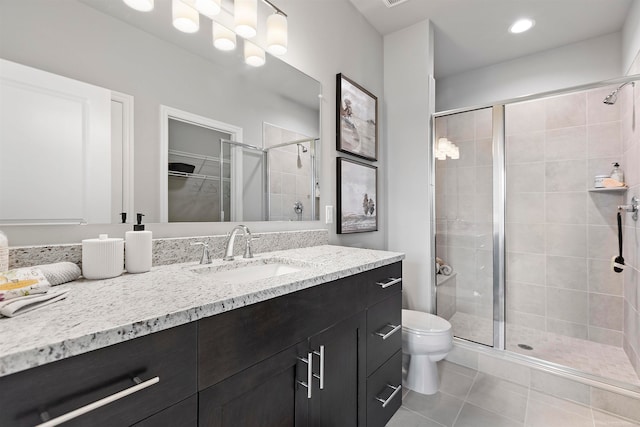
[337,157,378,234]
[336,73,378,161]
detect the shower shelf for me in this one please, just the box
[588,186,628,193]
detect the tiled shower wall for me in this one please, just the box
[505,87,627,347]
[623,55,640,377]
[435,108,494,346]
[264,124,315,221]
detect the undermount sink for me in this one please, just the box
[189,259,307,284]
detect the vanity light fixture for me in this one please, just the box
[235,0,258,38]
[213,23,237,51]
[509,18,535,34]
[244,40,266,66]
[122,0,154,12]
[266,10,287,55]
[184,0,221,18]
[172,0,200,33]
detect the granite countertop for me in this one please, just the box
[0,245,404,377]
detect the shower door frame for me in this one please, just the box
[431,73,640,353]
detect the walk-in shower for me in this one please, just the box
[433,75,640,392]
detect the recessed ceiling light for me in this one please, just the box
[509,18,535,34]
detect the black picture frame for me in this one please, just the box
[337,157,378,234]
[336,73,378,161]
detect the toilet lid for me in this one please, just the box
[402,309,452,333]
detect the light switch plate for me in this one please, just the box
[325,205,334,224]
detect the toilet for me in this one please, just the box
[402,309,453,395]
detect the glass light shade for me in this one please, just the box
[123,0,154,11]
[235,0,257,38]
[192,0,221,17]
[435,151,447,160]
[244,41,265,67]
[213,23,237,51]
[267,13,287,55]
[172,0,199,33]
[450,146,460,160]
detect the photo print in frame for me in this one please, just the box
[336,73,378,161]
[337,157,378,234]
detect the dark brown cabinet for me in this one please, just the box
[0,322,197,427]
[0,261,402,427]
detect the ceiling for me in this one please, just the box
[349,0,634,78]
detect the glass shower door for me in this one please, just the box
[434,107,495,346]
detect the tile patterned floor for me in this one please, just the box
[386,360,640,427]
[448,312,640,386]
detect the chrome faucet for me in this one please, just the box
[191,242,212,264]
[223,225,259,261]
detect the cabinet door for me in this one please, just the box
[199,342,309,427]
[308,312,366,427]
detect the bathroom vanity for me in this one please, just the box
[0,245,403,427]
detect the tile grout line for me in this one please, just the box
[450,368,479,427]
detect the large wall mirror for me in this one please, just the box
[0,0,321,225]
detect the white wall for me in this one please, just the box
[436,33,623,112]
[385,20,436,312]
[623,0,640,74]
[0,0,386,248]
[278,0,386,249]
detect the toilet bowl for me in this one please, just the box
[402,309,453,395]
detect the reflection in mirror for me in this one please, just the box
[162,108,319,222]
[0,0,321,224]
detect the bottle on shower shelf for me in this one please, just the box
[610,162,624,184]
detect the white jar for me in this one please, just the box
[82,234,124,280]
[594,175,609,188]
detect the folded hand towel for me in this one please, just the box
[36,262,81,286]
[0,288,69,317]
[0,268,51,301]
[603,178,624,188]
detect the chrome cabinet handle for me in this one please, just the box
[312,345,325,389]
[36,376,160,427]
[375,324,402,340]
[297,352,313,399]
[375,384,402,408]
[376,277,402,289]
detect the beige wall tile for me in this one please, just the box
[587,225,618,260]
[587,122,622,159]
[588,326,623,347]
[545,92,587,130]
[506,100,545,135]
[546,318,589,339]
[546,224,587,257]
[591,388,640,422]
[546,192,587,224]
[587,192,625,226]
[506,131,545,164]
[589,293,623,331]
[547,255,588,291]
[477,353,531,386]
[530,370,591,405]
[507,163,545,193]
[507,281,545,315]
[507,252,546,284]
[546,159,587,192]
[545,127,587,161]
[587,85,621,124]
[588,259,623,295]
[507,192,545,224]
[507,223,545,254]
[547,288,589,324]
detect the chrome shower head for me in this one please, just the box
[603,81,635,105]
[297,143,308,153]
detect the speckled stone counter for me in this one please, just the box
[0,245,404,377]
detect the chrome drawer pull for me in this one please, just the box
[36,376,160,427]
[312,345,325,389]
[297,353,313,399]
[375,324,402,340]
[375,384,402,408]
[376,277,402,289]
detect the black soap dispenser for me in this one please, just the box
[125,213,152,273]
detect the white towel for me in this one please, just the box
[37,262,81,285]
[0,288,69,317]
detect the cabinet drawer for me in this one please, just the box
[365,262,402,306]
[133,395,198,427]
[367,292,402,376]
[0,323,197,427]
[366,351,402,427]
